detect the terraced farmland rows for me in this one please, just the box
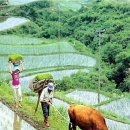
[0,53,96,71]
[66,90,110,105]
[0,35,44,45]
[8,0,39,5]
[106,119,130,130]
[0,17,29,31]
[0,42,76,55]
[100,98,130,120]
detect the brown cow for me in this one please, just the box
[68,105,108,130]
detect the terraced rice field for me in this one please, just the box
[0,17,29,31]
[0,42,76,55]
[106,118,130,130]
[100,98,130,120]
[66,90,109,105]
[0,35,44,45]
[8,0,39,5]
[0,53,96,71]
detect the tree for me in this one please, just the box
[102,43,123,64]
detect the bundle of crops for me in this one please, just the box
[29,73,54,93]
[35,73,53,81]
[8,54,23,63]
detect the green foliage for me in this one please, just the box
[120,75,130,92]
[57,71,116,92]
[115,51,130,67]
[9,0,51,16]
[102,43,123,64]
[35,73,53,81]
[0,22,41,36]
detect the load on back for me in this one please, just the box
[29,73,55,113]
[29,73,55,93]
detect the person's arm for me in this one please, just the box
[9,62,12,74]
[20,61,24,72]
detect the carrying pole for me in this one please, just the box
[97,29,105,104]
[58,3,61,68]
[34,91,42,114]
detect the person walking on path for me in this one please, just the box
[9,61,24,109]
[40,82,54,127]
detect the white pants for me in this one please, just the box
[12,85,22,103]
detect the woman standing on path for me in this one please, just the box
[9,61,24,109]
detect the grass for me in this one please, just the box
[0,82,68,130]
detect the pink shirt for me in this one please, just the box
[12,71,20,86]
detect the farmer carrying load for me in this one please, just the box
[8,54,24,109]
[40,82,54,127]
[29,73,55,127]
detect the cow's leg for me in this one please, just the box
[72,123,76,130]
[69,122,72,130]
[69,122,76,130]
